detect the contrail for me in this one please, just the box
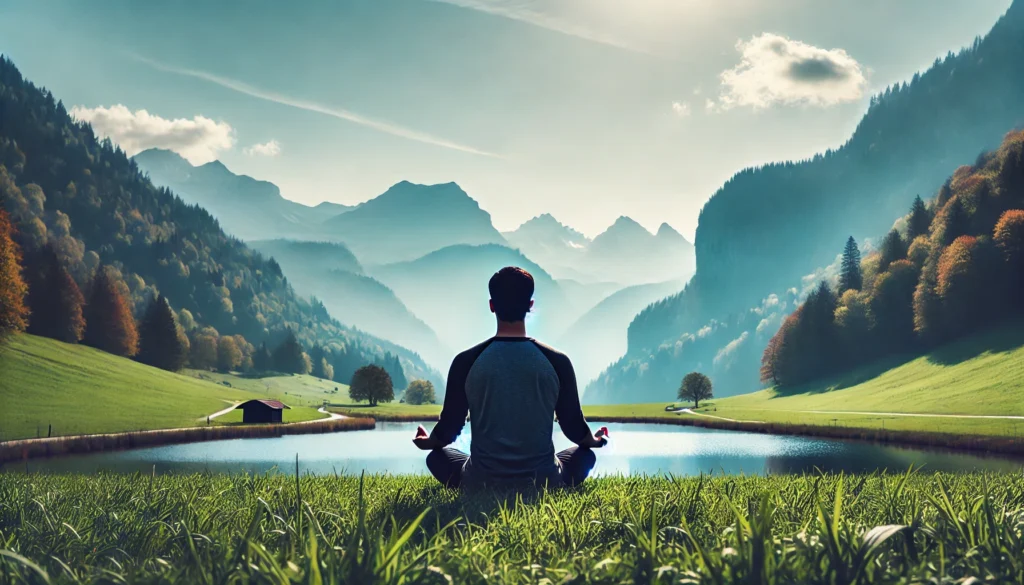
[133,54,503,159]
[428,0,657,57]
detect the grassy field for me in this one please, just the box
[330,402,442,420]
[0,335,333,441]
[186,369,349,408]
[1,471,1022,584]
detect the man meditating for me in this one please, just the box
[412,266,608,490]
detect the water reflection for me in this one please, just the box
[11,422,1022,476]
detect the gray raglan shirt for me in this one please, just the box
[429,337,592,479]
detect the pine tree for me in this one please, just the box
[272,329,305,374]
[878,229,908,272]
[938,197,970,247]
[137,294,188,371]
[907,195,931,240]
[253,342,272,372]
[27,244,84,343]
[83,266,138,356]
[0,210,29,341]
[838,236,863,293]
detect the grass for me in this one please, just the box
[212,406,327,425]
[185,370,349,408]
[329,402,442,420]
[0,335,334,441]
[1,471,1023,584]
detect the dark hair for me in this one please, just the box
[488,266,534,322]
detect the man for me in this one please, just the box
[412,266,608,490]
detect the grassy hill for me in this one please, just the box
[0,335,338,441]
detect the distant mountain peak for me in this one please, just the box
[656,222,690,244]
[599,216,652,238]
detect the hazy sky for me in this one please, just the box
[0,0,1012,238]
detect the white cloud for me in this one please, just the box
[713,331,749,367]
[133,55,502,159]
[244,140,282,157]
[712,33,866,110]
[71,104,234,164]
[671,101,691,117]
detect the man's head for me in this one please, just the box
[488,266,535,323]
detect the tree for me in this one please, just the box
[994,209,1024,307]
[935,197,970,247]
[878,229,908,272]
[0,209,29,340]
[937,236,999,337]
[26,245,84,343]
[838,236,863,293]
[677,372,713,408]
[834,289,873,366]
[216,335,243,372]
[350,364,394,406]
[137,294,188,371]
[83,266,138,356]
[404,379,436,405]
[272,330,306,374]
[189,331,218,371]
[907,195,931,240]
[870,260,919,352]
[309,343,331,379]
[253,342,272,373]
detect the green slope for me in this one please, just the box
[706,321,1024,436]
[0,335,331,441]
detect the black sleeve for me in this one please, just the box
[535,342,591,445]
[429,340,490,446]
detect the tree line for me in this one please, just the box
[761,129,1024,388]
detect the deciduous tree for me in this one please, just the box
[677,372,713,408]
[994,209,1024,306]
[404,379,436,405]
[216,336,243,372]
[83,266,138,357]
[26,244,84,343]
[350,364,394,406]
[0,209,29,340]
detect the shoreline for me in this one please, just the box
[0,416,375,464]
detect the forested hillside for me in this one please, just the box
[761,129,1024,388]
[0,56,436,387]
[590,2,1024,403]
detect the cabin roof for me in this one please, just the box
[236,399,290,410]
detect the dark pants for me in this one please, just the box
[426,446,596,489]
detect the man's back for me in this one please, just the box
[430,337,591,481]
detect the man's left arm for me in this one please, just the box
[552,353,606,448]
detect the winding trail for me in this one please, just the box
[792,409,1024,421]
[198,401,240,422]
[200,404,347,424]
[676,408,762,424]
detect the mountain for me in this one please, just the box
[370,244,570,355]
[504,214,695,286]
[134,149,350,241]
[0,57,437,386]
[556,280,683,389]
[322,181,506,265]
[250,240,449,369]
[592,2,1024,403]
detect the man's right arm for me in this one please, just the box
[427,352,472,447]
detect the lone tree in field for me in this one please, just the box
[137,294,188,371]
[838,236,862,293]
[83,266,138,357]
[0,210,29,341]
[350,364,394,406]
[404,379,436,405]
[678,372,713,408]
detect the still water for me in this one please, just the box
[14,422,1023,476]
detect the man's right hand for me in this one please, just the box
[585,426,609,448]
[412,424,440,450]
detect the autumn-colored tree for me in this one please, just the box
[678,372,713,408]
[878,229,908,272]
[907,195,932,240]
[937,236,991,337]
[404,379,436,405]
[137,294,188,371]
[216,335,243,372]
[0,209,29,340]
[760,309,801,387]
[189,332,218,371]
[838,236,862,293]
[83,266,138,356]
[934,197,970,247]
[26,244,85,343]
[350,364,394,406]
[994,209,1024,306]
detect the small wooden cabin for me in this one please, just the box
[236,399,290,423]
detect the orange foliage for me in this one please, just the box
[83,266,139,357]
[0,210,29,338]
[994,209,1024,262]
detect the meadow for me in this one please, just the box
[1,471,1023,584]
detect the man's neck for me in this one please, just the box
[495,321,527,338]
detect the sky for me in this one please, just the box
[0,0,1013,238]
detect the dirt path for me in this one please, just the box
[676,408,762,424]
[197,402,240,422]
[793,409,1024,420]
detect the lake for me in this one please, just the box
[11,422,1023,475]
